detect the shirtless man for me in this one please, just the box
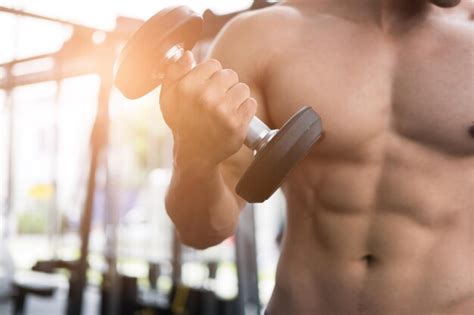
[160,0,474,314]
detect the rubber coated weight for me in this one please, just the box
[236,107,323,203]
[115,6,203,99]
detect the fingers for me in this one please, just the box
[196,71,241,113]
[161,51,257,135]
[201,79,255,124]
[207,69,239,93]
[224,82,251,111]
[184,59,222,82]
[172,59,223,101]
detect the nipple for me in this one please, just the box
[430,0,461,8]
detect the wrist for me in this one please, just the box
[172,135,221,173]
[173,148,220,176]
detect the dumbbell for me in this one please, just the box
[114,6,323,203]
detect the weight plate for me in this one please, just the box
[115,6,203,99]
[236,106,323,203]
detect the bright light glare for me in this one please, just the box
[0,0,254,30]
[0,0,253,62]
[12,57,54,76]
[0,14,69,62]
[92,30,107,44]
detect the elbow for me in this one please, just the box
[166,201,235,250]
[165,193,239,250]
[178,229,233,250]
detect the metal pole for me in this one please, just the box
[3,90,12,240]
[171,230,182,285]
[104,152,120,315]
[235,204,261,315]
[49,77,62,258]
[67,71,112,315]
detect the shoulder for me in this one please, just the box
[208,5,306,79]
[213,5,304,47]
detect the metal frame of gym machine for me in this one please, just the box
[0,1,276,314]
[0,8,136,314]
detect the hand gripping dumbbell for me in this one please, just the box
[114,6,323,203]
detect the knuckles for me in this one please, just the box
[199,88,222,108]
[176,77,196,97]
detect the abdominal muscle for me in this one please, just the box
[266,137,474,315]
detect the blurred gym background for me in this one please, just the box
[0,1,285,314]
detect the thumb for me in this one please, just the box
[163,50,194,88]
[159,50,194,128]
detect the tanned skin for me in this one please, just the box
[161,0,474,314]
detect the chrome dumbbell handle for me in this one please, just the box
[245,117,278,151]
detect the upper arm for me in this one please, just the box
[206,12,273,205]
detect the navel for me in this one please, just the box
[361,254,377,267]
[469,124,474,139]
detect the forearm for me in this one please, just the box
[157,29,261,249]
[165,156,242,249]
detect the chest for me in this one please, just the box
[264,25,474,158]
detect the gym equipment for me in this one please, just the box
[12,281,57,315]
[170,284,238,315]
[11,271,66,315]
[101,273,139,315]
[114,6,323,203]
[235,205,260,314]
[0,240,14,298]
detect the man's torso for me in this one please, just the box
[250,4,474,314]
